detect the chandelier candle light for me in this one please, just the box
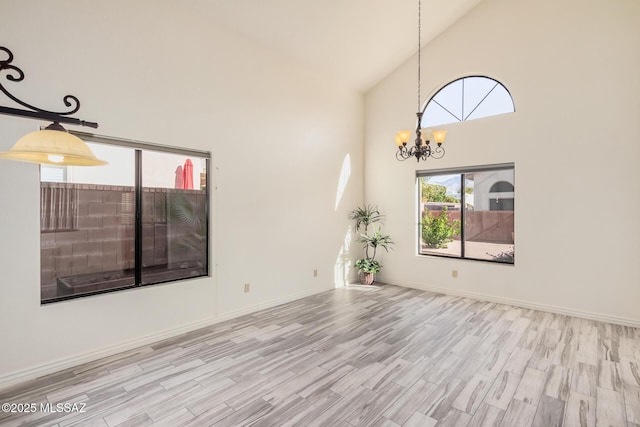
[395,0,447,162]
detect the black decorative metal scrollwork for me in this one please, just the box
[0,46,97,128]
[396,142,445,162]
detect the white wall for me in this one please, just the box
[365,0,640,325]
[0,0,363,386]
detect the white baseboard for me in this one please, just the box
[0,285,333,391]
[389,279,640,328]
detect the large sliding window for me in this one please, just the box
[418,164,514,264]
[40,133,210,303]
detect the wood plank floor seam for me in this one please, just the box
[0,284,638,426]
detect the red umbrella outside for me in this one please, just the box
[183,159,194,189]
[174,165,184,189]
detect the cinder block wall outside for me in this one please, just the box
[40,182,206,299]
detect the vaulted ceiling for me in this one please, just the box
[192,0,483,93]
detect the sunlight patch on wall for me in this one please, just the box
[334,154,351,211]
[334,227,352,288]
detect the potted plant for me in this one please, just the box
[349,205,393,285]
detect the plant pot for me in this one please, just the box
[360,272,375,285]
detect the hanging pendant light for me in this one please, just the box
[0,122,106,166]
[0,46,106,166]
[395,0,447,162]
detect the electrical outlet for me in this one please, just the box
[244,283,250,293]
[452,270,458,278]
[313,269,318,277]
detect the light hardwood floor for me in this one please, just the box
[1,285,639,426]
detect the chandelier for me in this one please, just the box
[395,0,447,162]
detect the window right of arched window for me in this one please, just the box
[422,76,514,127]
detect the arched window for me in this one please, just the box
[489,181,514,192]
[422,76,514,127]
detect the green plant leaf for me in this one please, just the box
[355,258,381,273]
[421,207,460,249]
[348,204,384,232]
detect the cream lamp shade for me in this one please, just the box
[432,130,447,145]
[0,122,107,166]
[397,130,412,144]
[420,128,432,144]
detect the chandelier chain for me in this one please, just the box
[417,0,421,112]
